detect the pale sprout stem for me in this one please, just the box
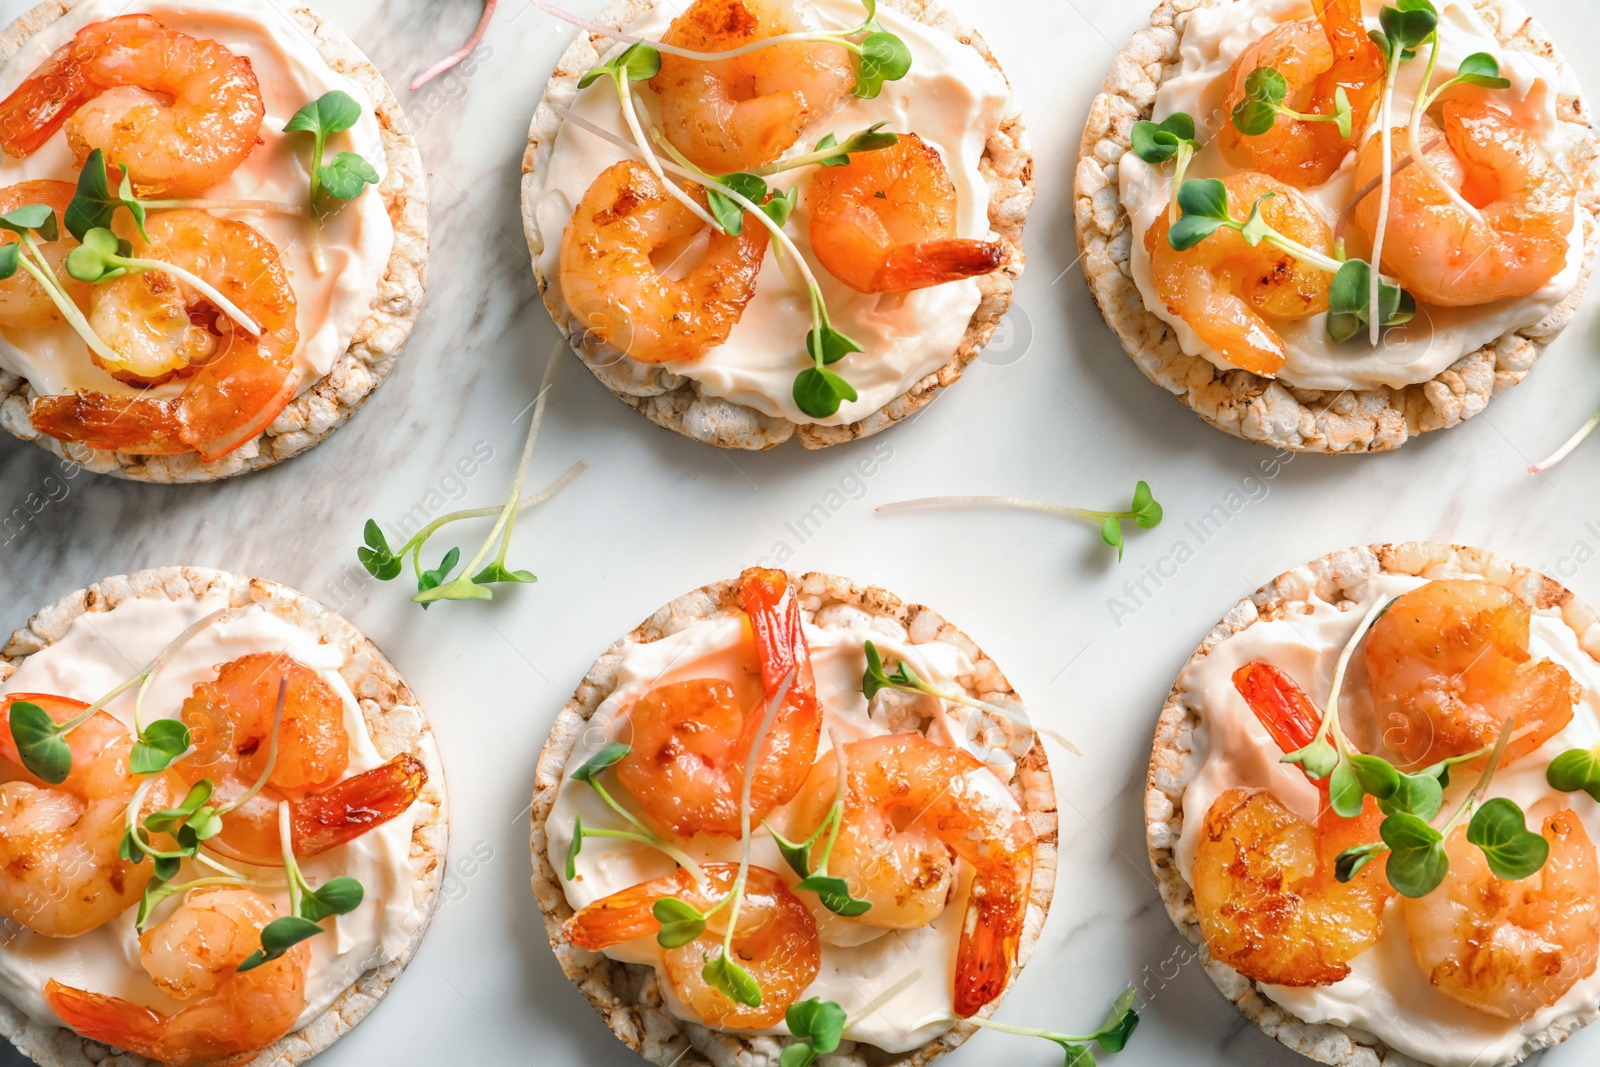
[617,79,721,231]
[217,677,287,816]
[410,0,498,91]
[1530,409,1600,474]
[122,257,261,337]
[17,243,124,369]
[1369,61,1402,346]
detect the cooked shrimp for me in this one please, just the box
[173,653,426,867]
[788,733,1036,1017]
[0,181,90,331]
[0,15,265,197]
[560,161,768,365]
[46,887,309,1067]
[650,0,855,174]
[1219,0,1386,188]
[1354,101,1575,307]
[1366,580,1576,770]
[0,693,180,938]
[30,209,301,462]
[564,863,819,1028]
[615,567,820,837]
[1190,664,1393,987]
[1403,810,1599,1019]
[1145,171,1333,378]
[807,133,1007,294]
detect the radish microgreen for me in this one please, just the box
[782,998,848,1067]
[704,124,899,236]
[565,742,708,886]
[67,226,265,337]
[0,204,128,370]
[411,0,498,91]
[285,91,380,274]
[1232,68,1353,140]
[1547,745,1600,801]
[876,481,1162,561]
[65,149,304,244]
[239,802,365,971]
[1131,113,1201,224]
[765,742,871,917]
[963,987,1141,1066]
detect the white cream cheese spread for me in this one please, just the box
[0,0,395,400]
[1175,572,1600,1066]
[527,0,1011,426]
[547,606,1030,1052]
[0,595,422,1036]
[1119,0,1584,391]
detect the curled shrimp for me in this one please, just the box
[1190,664,1393,987]
[173,653,426,867]
[563,863,820,1028]
[1353,101,1576,307]
[807,133,1007,294]
[30,209,301,462]
[559,161,768,365]
[615,567,820,837]
[0,694,180,938]
[1365,580,1576,770]
[0,15,265,196]
[650,0,855,174]
[46,887,310,1067]
[1144,172,1333,378]
[1403,810,1599,1019]
[1219,0,1385,188]
[788,733,1036,1017]
[0,181,90,331]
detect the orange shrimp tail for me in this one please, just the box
[29,392,194,455]
[739,568,818,706]
[1231,663,1325,757]
[291,754,427,857]
[953,866,1033,1017]
[738,568,821,814]
[873,239,1008,294]
[46,980,166,1061]
[562,883,672,950]
[0,37,98,158]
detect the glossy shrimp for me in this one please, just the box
[1219,0,1386,188]
[1145,172,1333,378]
[563,863,820,1028]
[30,209,301,462]
[0,181,90,331]
[0,693,180,938]
[0,14,265,197]
[173,653,427,867]
[788,733,1036,1017]
[807,133,1007,294]
[1365,580,1576,770]
[1354,101,1576,307]
[1190,664,1393,987]
[46,887,309,1066]
[560,161,768,365]
[615,568,820,837]
[1403,809,1599,1019]
[650,0,855,174]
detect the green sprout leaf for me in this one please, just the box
[760,187,799,228]
[0,204,57,241]
[8,700,72,785]
[1093,988,1141,1053]
[1334,841,1386,882]
[317,152,379,202]
[572,743,631,784]
[1548,747,1600,802]
[619,43,663,82]
[358,520,403,581]
[1100,516,1124,560]
[64,150,149,243]
[416,546,461,608]
[0,242,19,281]
[472,561,537,586]
[1283,736,1339,780]
[707,172,769,236]
[1328,759,1366,818]
[854,31,912,99]
[1373,0,1439,64]
[413,575,493,605]
[1237,195,1276,247]
[130,718,191,775]
[300,876,365,923]
[566,814,585,880]
[64,227,129,284]
[237,915,326,972]
[1466,798,1548,880]
[1169,178,1230,250]
[1129,481,1163,529]
[795,874,872,917]
[862,641,892,700]
[793,366,859,419]
[1131,113,1198,164]
[1328,259,1415,343]
[1452,52,1510,89]
[286,91,374,218]
[703,953,763,1007]
[144,780,215,837]
[783,997,847,1067]
[1381,812,1447,898]
[1232,66,1288,136]
[120,826,147,865]
[286,91,362,138]
[1348,753,1401,801]
[652,896,708,948]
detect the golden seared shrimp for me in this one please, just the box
[650,0,855,174]
[788,733,1036,1017]
[1145,172,1333,378]
[616,568,820,837]
[1366,580,1577,770]
[46,888,310,1067]
[0,694,180,938]
[560,161,769,365]
[807,133,1007,294]
[0,181,90,330]
[0,15,264,196]
[173,653,427,867]
[564,864,819,1028]
[1403,810,1600,1019]
[1220,0,1386,187]
[1354,101,1576,307]
[30,209,301,463]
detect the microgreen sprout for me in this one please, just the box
[1232,67,1353,140]
[962,987,1141,1066]
[238,802,365,971]
[1403,46,1509,229]
[285,91,381,274]
[533,0,911,100]
[766,740,872,917]
[0,204,126,369]
[859,641,1036,765]
[697,123,899,236]
[782,998,849,1067]
[1548,744,1600,801]
[7,608,235,784]
[65,149,303,245]
[411,0,498,91]
[66,227,263,338]
[1529,410,1600,474]
[358,348,587,608]
[1131,113,1201,224]
[876,481,1163,562]
[565,742,709,888]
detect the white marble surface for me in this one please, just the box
[3,0,1600,1065]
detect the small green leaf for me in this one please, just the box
[1334,842,1384,882]
[1131,113,1198,164]
[816,132,846,167]
[1247,66,1289,107]
[130,719,191,775]
[1129,481,1163,530]
[1093,988,1140,1052]
[1548,747,1600,801]
[1059,1045,1095,1067]
[566,815,584,880]
[412,575,494,605]
[1238,195,1276,247]
[841,121,898,156]
[301,876,365,922]
[416,546,461,608]
[652,896,708,948]
[809,324,863,367]
[1178,178,1231,221]
[793,366,858,419]
[780,1044,819,1067]
[317,152,380,202]
[861,641,891,700]
[0,204,55,237]
[136,876,178,930]
[761,187,799,228]
[786,997,847,1054]
[768,823,816,879]
[1381,812,1447,898]
[796,874,872,917]
[1283,736,1339,780]
[472,561,537,586]
[707,172,769,236]
[1167,215,1224,251]
[1467,798,1549,880]
[358,520,403,581]
[703,953,763,1007]
[853,32,912,99]
[1100,516,1124,561]
[238,915,326,972]
[153,855,181,882]
[9,701,72,784]
[64,227,126,284]
[572,743,631,784]
[1348,753,1400,800]
[119,826,147,865]
[185,807,223,843]
[578,63,612,90]
[1329,759,1366,818]
[0,242,19,281]
[1332,86,1354,140]
[285,91,363,137]
[619,43,663,82]
[1380,770,1444,820]
[1453,51,1510,89]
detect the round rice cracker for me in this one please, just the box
[0,566,449,1067]
[530,570,1059,1067]
[521,0,1032,452]
[0,0,430,484]
[1075,0,1600,454]
[1146,541,1600,1067]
